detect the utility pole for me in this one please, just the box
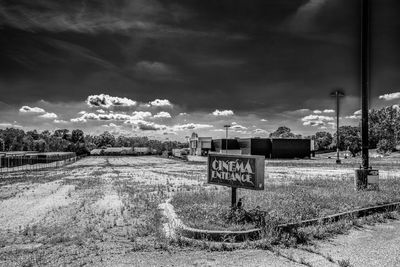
[223,124,236,207]
[330,90,345,164]
[223,125,231,154]
[355,0,379,190]
[361,0,370,171]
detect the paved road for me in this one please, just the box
[103,220,400,267]
[305,219,400,267]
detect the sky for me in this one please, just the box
[0,0,399,140]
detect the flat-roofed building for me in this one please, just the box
[189,133,212,156]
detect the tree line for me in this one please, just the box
[0,105,398,156]
[314,106,400,156]
[0,129,187,156]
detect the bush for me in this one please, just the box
[377,139,395,155]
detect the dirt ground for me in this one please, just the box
[0,155,400,266]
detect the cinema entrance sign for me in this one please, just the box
[208,153,265,206]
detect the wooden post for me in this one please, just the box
[231,187,237,208]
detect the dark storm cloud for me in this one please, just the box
[0,0,399,118]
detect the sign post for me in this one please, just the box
[207,153,265,208]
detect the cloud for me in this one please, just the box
[136,121,166,131]
[0,122,22,128]
[149,99,173,107]
[86,94,137,109]
[231,123,247,130]
[153,111,172,119]
[172,123,213,131]
[0,1,159,33]
[379,92,400,101]
[345,110,361,120]
[179,112,188,116]
[54,119,68,124]
[39,112,58,119]
[131,111,153,120]
[96,109,106,114]
[211,109,234,116]
[19,106,45,113]
[323,109,335,113]
[260,119,268,122]
[253,129,268,135]
[135,61,175,77]
[301,114,334,127]
[313,110,322,114]
[288,0,329,33]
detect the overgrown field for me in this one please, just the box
[1,155,400,265]
[0,156,205,266]
[172,177,400,231]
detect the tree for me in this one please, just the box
[269,126,296,138]
[315,131,333,151]
[71,129,84,143]
[0,137,4,151]
[54,129,70,140]
[33,139,47,152]
[334,126,361,157]
[97,131,115,148]
[377,139,395,155]
[22,135,34,151]
[369,106,399,152]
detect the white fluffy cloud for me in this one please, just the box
[323,109,335,113]
[149,99,173,107]
[131,111,152,120]
[231,123,247,130]
[345,110,362,120]
[54,119,68,124]
[313,110,322,114]
[135,121,167,131]
[211,109,234,116]
[302,115,334,127]
[19,106,45,113]
[39,112,58,119]
[172,123,213,131]
[379,92,400,101]
[86,94,137,108]
[153,111,171,119]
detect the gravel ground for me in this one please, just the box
[0,155,399,266]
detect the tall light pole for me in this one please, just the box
[355,0,378,190]
[361,0,370,171]
[330,90,345,164]
[223,125,231,154]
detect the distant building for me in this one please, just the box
[90,149,103,155]
[211,139,242,155]
[189,133,212,156]
[134,147,150,155]
[238,138,271,157]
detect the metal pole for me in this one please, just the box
[355,0,375,190]
[336,92,340,164]
[331,90,344,164]
[223,124,236,207]
[361,0,370,170]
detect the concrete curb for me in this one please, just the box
[160,199,400,243]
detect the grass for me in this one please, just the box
[172,177,400,232]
